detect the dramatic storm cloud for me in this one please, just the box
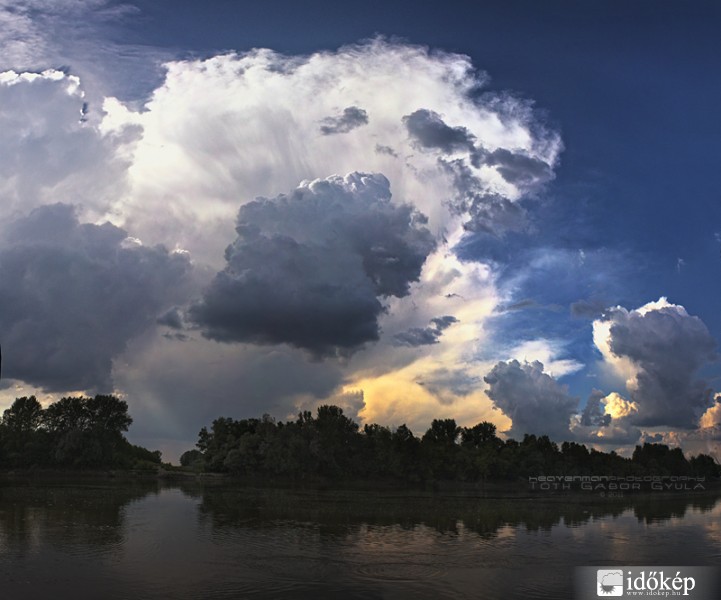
[190,173,435,356]
[404,107,556,236]
[0,203,192,392]
[484,359,579,440]
[102,39,560,266]
[593,298,717,429]
[0,27,565,456]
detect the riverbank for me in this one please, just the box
[1,468,719,500]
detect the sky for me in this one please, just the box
[1,0,721,462]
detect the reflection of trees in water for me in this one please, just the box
[631,493,719,524]
[184,484,721,540]
[0,480,161,556]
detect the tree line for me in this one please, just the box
[0,395,161,469]
[181,405,721,482]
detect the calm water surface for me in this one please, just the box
[0,480,719,599]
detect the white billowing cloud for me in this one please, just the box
[0,68,130,222]
[592,298,717,429]
[102,39,561,267]
[602,391,639,420]
[700,394,721,430]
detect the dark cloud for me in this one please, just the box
[157,307,184,330]
[393,327,440,347]
[393,315,458,347]
[579,389,611,427]
[571,298,607,319]
[572,408,642,447]
[602,302,717,428]
[495,298,564,313]
[402,109,475,153]
[190,173,435,357]
[117,340,345,447]
[417,367,481,403]
[162,332,190,342]
[400,107,556,240]
[0,203,193,392]
[484,359,579,440]
[430,315,458,331]
[482,148,553,186]
[319,106,369,135]
[495,298,538,312]
[440,159,529,235]
[588,423,641,446]
[374,144,398,157]
[463,193,529,235]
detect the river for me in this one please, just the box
[0,480,719,599]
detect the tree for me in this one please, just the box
[461,422,499,448]
[180,449,204,468]
[42,395,134,467]
[86,395,133,433]
[422,419,461,480]
[2,396,43,432]
[632,443,690,475]
[314,405,360,478]
[689,453,720,478]
[0,394,154,470]
[1,396,45,467]
[423,419,460,446]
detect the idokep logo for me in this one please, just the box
[596,570,623,596]
[575,566,715,599]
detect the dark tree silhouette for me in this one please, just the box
[0,394,159,469]
[187,405,721,484]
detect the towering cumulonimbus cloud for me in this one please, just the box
[593,298,717,429]
[0,31,564,451]
[190,172,435,357]
[101,39,561,266]
[0,203,193,392]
